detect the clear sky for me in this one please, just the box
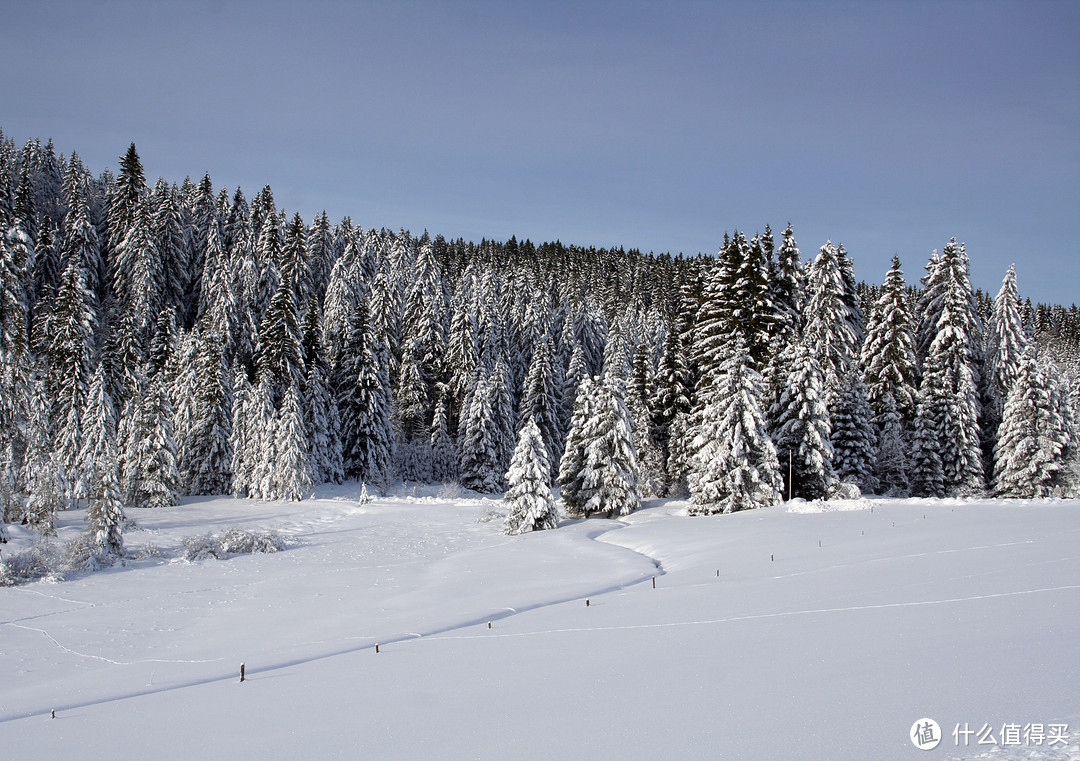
[2,0,1077,305]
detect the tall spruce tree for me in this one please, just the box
[911,242,984,496]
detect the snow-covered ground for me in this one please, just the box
[2,486,1078,760]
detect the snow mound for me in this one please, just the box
[787,497,874,513]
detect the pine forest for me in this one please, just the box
[1,133,1078,563]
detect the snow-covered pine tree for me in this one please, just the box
[911,242,984,496]
[768,223,806,348]
[578,375,641,517]
[873,392,908,496]
[984,265,1029,436]
[689,336,782,513]
[430,391,458,483]
[993,350,1073,497]
[519,335,560,477]
[229,371,254,498]
[80,361,124,555]
[336,301,395,486]
[490,357,516,477]
[558,375,596,514]
[186,330,234,495]
[304,354,343,487]
[626,338,665,497]
[459,371,503,493]
[804,241,860,401]
[107,143,147,269]
[274,384,313,501]
[47,254,97,497]
[503,417,558,535]
[21,376,65,531]
[128,372,181,508]
[255,270,305,399]
[246,375,278,500]
[860,256,917,421]
[829,371,878,493]
[835,243,864,348]
[770,340,833,501]
[151,178,189,321]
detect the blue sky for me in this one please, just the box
[2,0,1077,305]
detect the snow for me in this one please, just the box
[2,487,1078,760]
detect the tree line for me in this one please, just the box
[0,133,1077,554]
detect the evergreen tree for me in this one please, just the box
[993,350,1073,497]
[336,303,395,486]
[804,241,859,399]
[107,143,147,253]
[770,341,833,501]
[230,372,254,498]
[689,337,782,513]
[519,335,560,476]
[860,256,917,420]
[256,269,306,398]
[576,376,641,517]
[80,362,124,555]
[274,384,313,501]
[430,391,458,483]
[829,371,878,493]
[984,265,1029,433]
[186,331,234,495]
[558,376,596,514]
[21,377,64,530]
[768,223,806,346]
[459,372,503,493]
[873,392,909,496]
[503,418,558,535]
[127,373,181,508]
[911,243,984,496]
[304,357,343,486]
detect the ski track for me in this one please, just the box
[2,513,1075,725]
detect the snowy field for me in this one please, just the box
[2,487,1078,760]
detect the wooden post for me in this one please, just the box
[652,576,656,589]
[240,663,245,683]
[487,622,491,629]
[375,644,380,654]
[770,554,774,562]
[51,710,55,719]
[586,599,590,607]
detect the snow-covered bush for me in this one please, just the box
[60,534,118,573]
[220,527,286,555]
[182,533,226,561]
[183,528,287,561]
[0,536,63,586]
[827,482,862,501]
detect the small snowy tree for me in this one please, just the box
[503,418,558,535]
